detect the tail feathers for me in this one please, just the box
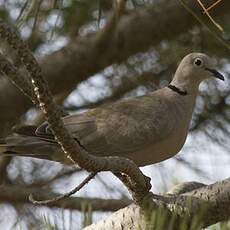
[0,135,49,158]
[0,143,50,160]
[0,135,71,164]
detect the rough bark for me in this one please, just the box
[85,177,230,229]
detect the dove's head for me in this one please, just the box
[171,53,224,94]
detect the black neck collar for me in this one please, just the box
[168,84,188,96]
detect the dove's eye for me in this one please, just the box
[193,58,203,67]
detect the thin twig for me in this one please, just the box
[196,0,223,32]
[16,0,29,22]
[49,0,62,41]
[205,0,222,13]
[30,0,43,40]
[16,0,37,28]
[179,0,230,50]
[29,172,97,205]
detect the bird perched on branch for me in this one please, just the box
[0,53,224,166]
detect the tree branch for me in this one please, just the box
[85,178,230,229]
[0,184,131,211]
[29,172,97,205]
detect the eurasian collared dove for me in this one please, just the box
[0,53,224,166]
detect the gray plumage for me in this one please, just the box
[0,53,224,166]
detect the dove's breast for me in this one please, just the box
[127,93,196,166]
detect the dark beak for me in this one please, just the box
[205,68,224,81]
